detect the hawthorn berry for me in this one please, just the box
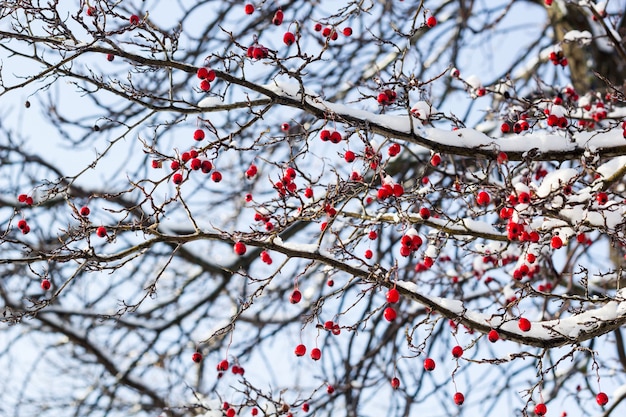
[342,27,352,36]
[234,241,247,255]
[193,129,205,141]
[304,187,313,198]
[500,122,511,134]
[272,9,283,25]
[310,347,321,361]
[453,392,465,406]
[476,191,491,206]
[245,164,258,178]
[596,392,609,406]
[301,403,309,412]
[419,207,431,219]
[390,377,400,389]
[41,279,51,291]
[488,329,499,343]
[17,219,28,230]
[327,279,334,287]
[596,192,608,205]
[452,345,463,358]
[386,288,400,303]
[211,171,222,182]
[192,352,203,363]
[244,3,254,14]
[226,408,235,417]
[364,249,373,259]
[430,153,441,166]
[201,160,213,173]
[535,403,547,416]
[199,80,211,91]
[344,150,356,163]
[426,16,437,28]
[294,344,306,357]
[129,14,140,25]
[383,307,397,321]
[518,318,531,332]
[217,359,229,371]
[388,143,401,156]
[86,6,96,16]
[173,173,183,184]
[283,32,296,46]
[106,54,114,61]
[424,358,436,371]
[80,206,90,216]
[551,236,563,249]
[96,226,107,238]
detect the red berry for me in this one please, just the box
[386,288,400,303]
[364,249,373,259]
[390,377,400,389]
[294,344,306,357]
[501,123,511,134]
[226,408,235,417]
[283,32,295,46]
[211,171,222,182]
[453,392,464,406]
[86,6,96,16]
[452,345,463,358]
[80,206,90,216]
[596,192,608,205]
[344,150,356,163]
[197,67,209,79]
[304,187,313,198]
[173,172,183,184]
[192,352,202,363]
[388,143,401,156]
[596,392,609,406]
[201,160,213,173]
[199,80,211,91]
[272,9,283,25]
[476,191,491,206]
[314,22,322,31]
[497,151,508,164]
[17,219,28,230]
[430,153,441,166]
[301,403,309,412]
[18,194,27,203]
[426,16,437,28]
[488,329,499,343]
[290,289,302,304]
[383,307,397,321]
[96,226,107,238]
[234,241,247,255]
[424,358,436,371]
[244,3,254,14]
[106,54,114,61]
[129,14,139,25]
[245,164,258,178]
[41,279,51,291]
[310,348,321,361]
[281,123,290,131]
[342,27,352,36]
[327,279,334,287]
[217,359,229,371]
[551,235,563,249]
[326,385,335,394]
[193,129,205,141]
[535,403,547,416]
[518,318,531,332]
[419,207,431,219]
[251,408,258,416]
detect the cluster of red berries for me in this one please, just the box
[319,128,343,143]
[170,149,217,184]
[197,66,216,92]
[247,44,269,60]
[323,320,342,335]
[500,118,530,134]
[399,229,422,257]
[376,180,404,200]
[377,89,397,105]
[245,163,258,179]
[17,219,30,234]
[17,193,34,206]
[275,167,298,196]
[260,250,272,264]
[549,49,567,66]
[313,24,352,41]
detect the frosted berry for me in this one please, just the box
[596,392,608,406]
[41,279,51,291]
[535,403,547,416]
[80,206,90,216]
[310,347,321,360]
[391,377,400,389]
[244,3,254,14]
[234,241,247,255]
[452,345,463,358]
[424,358,436,371]
[453,392,464,406]
[386,288,400,303]
[518,318,531,332]
[294,344,306,357]
[96,226,107,238]
[383,307,397,321]
[488,329,499,343]
[129,14,140,25]
[476,191,491,206]
[192,352,203,363]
